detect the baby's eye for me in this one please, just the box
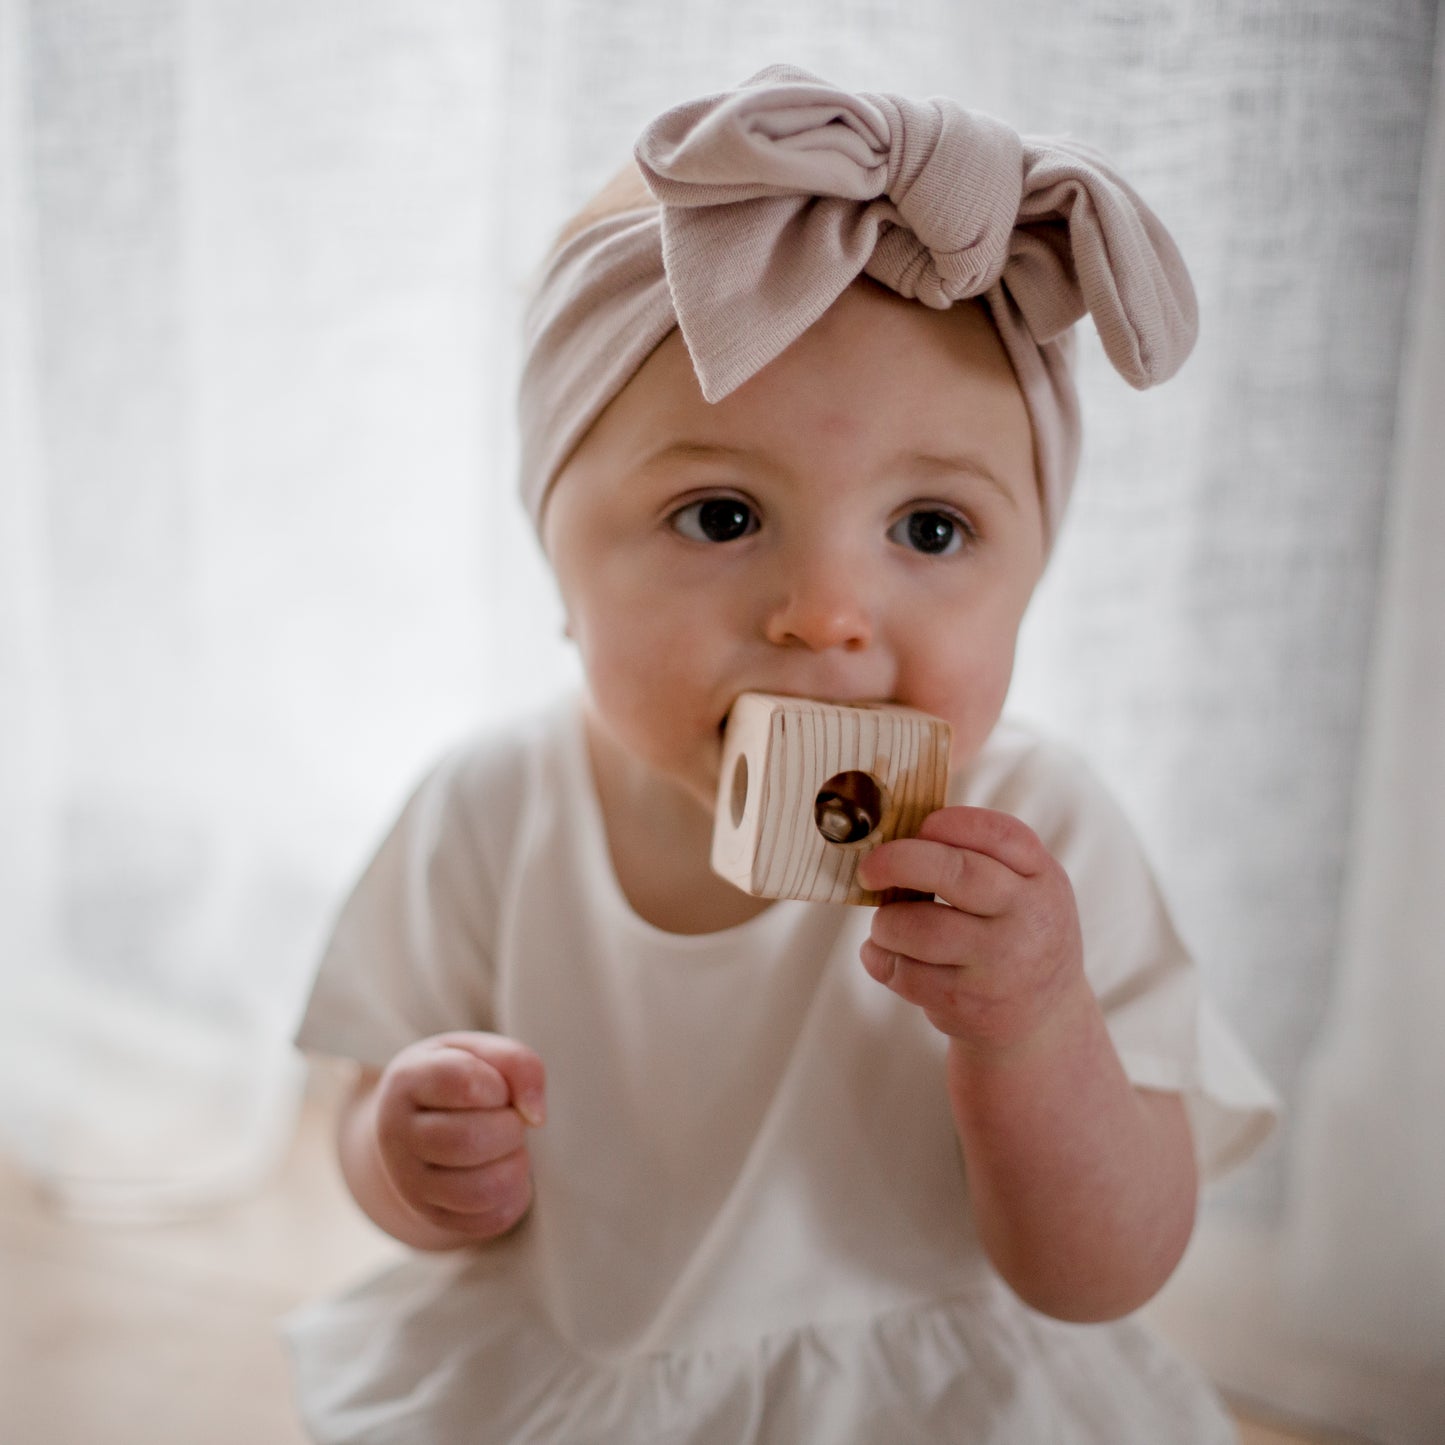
[888,508,974,557]
[670,497,760,544]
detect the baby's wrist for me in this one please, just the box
[944,969,1102,1073]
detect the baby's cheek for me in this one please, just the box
[587,637,709,762]
[937,661,1016,771]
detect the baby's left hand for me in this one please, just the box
[855,806,1085,1054]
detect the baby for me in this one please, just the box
[286,66,1277,1444]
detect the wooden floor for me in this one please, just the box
[0,1063,1335,1445]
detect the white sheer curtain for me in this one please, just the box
[1147,19,1445,1438]
[1,0,1440,1437]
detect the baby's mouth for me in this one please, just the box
[719,692,897,733]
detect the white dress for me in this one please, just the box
[284,696,1278,1444]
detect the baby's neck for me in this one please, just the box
[583,718,774,936]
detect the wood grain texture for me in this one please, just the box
[711,693,952,905]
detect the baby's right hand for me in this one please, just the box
[373,1031,546,1241]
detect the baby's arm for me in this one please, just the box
[856,808,1198,1323]
[338,1032,547,1251]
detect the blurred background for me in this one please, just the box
[1,1,1441,1440]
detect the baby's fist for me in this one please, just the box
[373,1031,546,1241]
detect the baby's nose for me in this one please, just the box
[762,562,873,652]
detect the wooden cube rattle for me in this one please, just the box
[711,693,952,905]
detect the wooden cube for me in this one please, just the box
[711,693,952,905]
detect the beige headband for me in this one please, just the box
[518,64,1198,546]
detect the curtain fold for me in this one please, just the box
[1,0,1439,1434]
[1,0,58,995]
[1280,9,1445,1417]
[1147,22,1445,1441]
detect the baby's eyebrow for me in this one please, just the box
[903,451,1019,509]
[631,439,1020,506]
[633,440,761,471]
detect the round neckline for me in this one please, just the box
[559,699,806,950]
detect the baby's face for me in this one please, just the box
[543,279,1044,813]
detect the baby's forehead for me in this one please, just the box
[593,287,1033,473]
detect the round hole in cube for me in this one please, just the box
[814,771,886,845]
[730,753,750,828]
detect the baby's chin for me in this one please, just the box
[666,767,726,827]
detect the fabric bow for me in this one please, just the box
[517,64,1198,547]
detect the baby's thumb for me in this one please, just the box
[441,1032,547,1127]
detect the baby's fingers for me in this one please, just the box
[399,1045,511,1112]
[433,1033,547,1127]
[860,807,1045,908]
[410,1105,528,1168]
[859,939,992,1042]
[860,937,946,997]
[418,1150,534,1237]
[383,1032,546,1127]
[868,896,991,968]
[859,837,1020,917]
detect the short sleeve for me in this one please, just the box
[963,724,1280,1180]
[293,736,527,1071]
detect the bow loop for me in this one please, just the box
[1007,139,1197,386]
[639,66,891,206]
